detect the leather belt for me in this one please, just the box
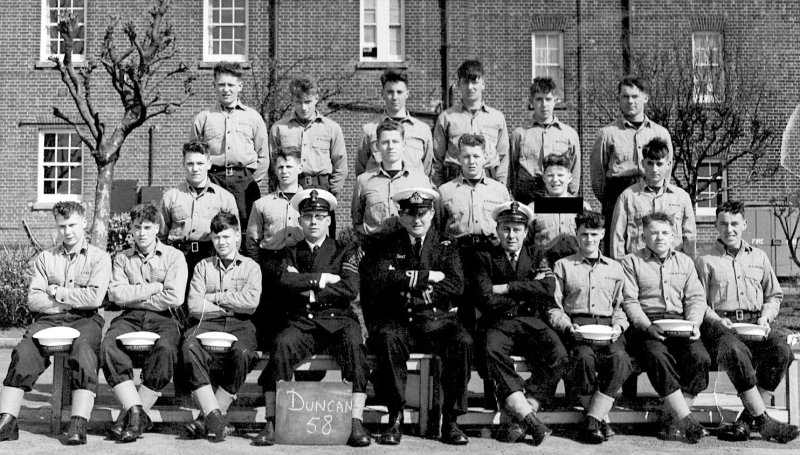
[718,310,759,323]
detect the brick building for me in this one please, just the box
[2,1,799,262]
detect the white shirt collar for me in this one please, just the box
[305,236,327,250]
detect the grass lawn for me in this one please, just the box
[774,293,800,334]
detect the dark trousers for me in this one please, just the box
[182,316,259,394]
[627,328,710,397]
[254,250,289,351]
[101,309,182,390]
[702,320,794,393]
[209,167,261,253]
[259,320,368,393]
[565,334,633,397]
[599,175,640,255]
[369,317,473,416]
[484,317,569,405]
[4,312,103,392]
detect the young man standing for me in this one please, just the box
[530,153,592,266]
[254,189,370,447]
[246,146,305,350]
[509,77,581,204]
[270,77,347,236]
[696,201,799,443]
[550,211,631,444]
[191,62,269,244]
[0,202,111,444]
[362,187,472,446]
[102,203,188,442]
[610,138,695,260]
[433,60,509,187]
[621,212,709,443]
[352,120,434,238]
[475,202,568,446]
[590,76,673,254]
[181,213,261,442]
[357,69,433,178]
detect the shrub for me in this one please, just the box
[108,212,132,254]
[0,244,39,328]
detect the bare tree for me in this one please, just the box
[587,38,778,206]
[51,0,194,248]
[772,192,800,270]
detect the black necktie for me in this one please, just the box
[509,253,518,271]
[311,245,319,262]
[413,238,422,259]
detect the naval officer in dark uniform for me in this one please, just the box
[254,189,370,447]
[362,187,473,446]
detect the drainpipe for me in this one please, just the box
[439,0,449,109]
[148,125,155,186]
[576,0,583,195]
[621,0,632,74]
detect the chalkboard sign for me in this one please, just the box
[275,381,353,445]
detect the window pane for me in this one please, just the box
[221,41,233,55]
[70,179,81,195]
[389,0,401,23]
[57,180,69,195]
[221,9,232,23]
[221,0,232,8]
[364,11,376,24]
[234,39,245,55]
[44,167,55,179]
[363,26,375,45]
[70,149,81,163]
[44,180,55,194]
[364,0,376,9]
[390,27,401,56]
[234,8,245,23]
[549,48,559,64]
[50,10,60,23]
[57,149,68,162]
[44,134,55,148]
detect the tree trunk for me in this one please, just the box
[90,158,117,249]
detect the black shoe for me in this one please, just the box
[600,420,615,440]
[347,418,371,447]
[521,412,552,446]
[185,417,206,440]
[752,412,800,443]
[204,409,228,442]
[665,415,706,443]
[579,416,604,444]
[0,413,19,442]
[495,421,526,443]
[378,413,403,445]
[252,418,274,446]
[119,405,151,443]
[65,416,87,445]
[107,411,128,440]
[440,420,469,445]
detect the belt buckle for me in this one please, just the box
[735,309,744,321]
[304,176,313,186]
[226,167,234,176]
[190,242,199,253]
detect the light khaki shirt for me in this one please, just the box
[159,181,239,242]
[108,241,187,312]
[191,101,270,183]
[246,189,304,261]
[187,254,262,319]
[28,239,111,314]
[696,240,782,324]
[621,248,707,330]
[550,252,629,332]
[509,116,581,194]
[357,111,433,177]
[438,175,510,238]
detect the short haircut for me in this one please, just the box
[642,211,673,229]
[542,153,573,172]
[130,203,159,225]
[530,77,557,97]
[575,210,605,230]
[53,201,85,220]
[376,119,405,140]
[380,69,408,88]
[716,200,746,218]
[273,146,302,164]
[210,212,240,234]
[458,133,486,152]
[289,77,319,97]
[617,75,648,94]
[213,62,243,80]
[183,140,209,157]
[642,138,670,160]
[457,59,484,82]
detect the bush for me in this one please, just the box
[108,212,132,254]
[0,244,39,328]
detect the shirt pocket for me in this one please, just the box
[404,137,426,164]
[668,270,690,298]
[204,122,224,141]
[74,271,92,287]
[236,122,254,142]
[202,200,223,219]
[308,138,332,171]
[172,205,189,223]
[551,139,572,155]
[365,192,389,227]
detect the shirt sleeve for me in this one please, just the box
[252,112,270,184]
[328,123,348,196]
[187,261,226,318]
[610,193,628,260]
[421,125,434,178]
[158,193,173,240]
[211,262,262,314]
[548,260,573,332]
[27,252,63,314]
[610,266,630,331]
[621,255,651,330]
[351,179,365,234]
[146,251,188,311]
[590,129,607,200]
[432,112,448,187]
[108,254,160,307]
[356,126,371,177]
[494,115,510,185]
[681,260,707,327]
[569,130,581,195]
[508,128,521,196]
[760,256,783,323]
[681,192,697,259]
[246,204,264,262]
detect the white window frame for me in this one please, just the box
[531,32,565,101]
[692,31,723,103]
[360,0,405,62]
[40,0,86,63]
[203,0,249,63]
[695,160,725,218]
[38,131,84,204]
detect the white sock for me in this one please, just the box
[0,386,25,417]
[504,391,534,420]
[664,390,691,420]
[351,392,367,421]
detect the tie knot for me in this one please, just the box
[312,245,319,254]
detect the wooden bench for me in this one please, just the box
[50,352,435,435]
[456,352,800,427]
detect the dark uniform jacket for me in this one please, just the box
[473,243,555,326]
[362,229,464,332]
[276,237,361,333]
